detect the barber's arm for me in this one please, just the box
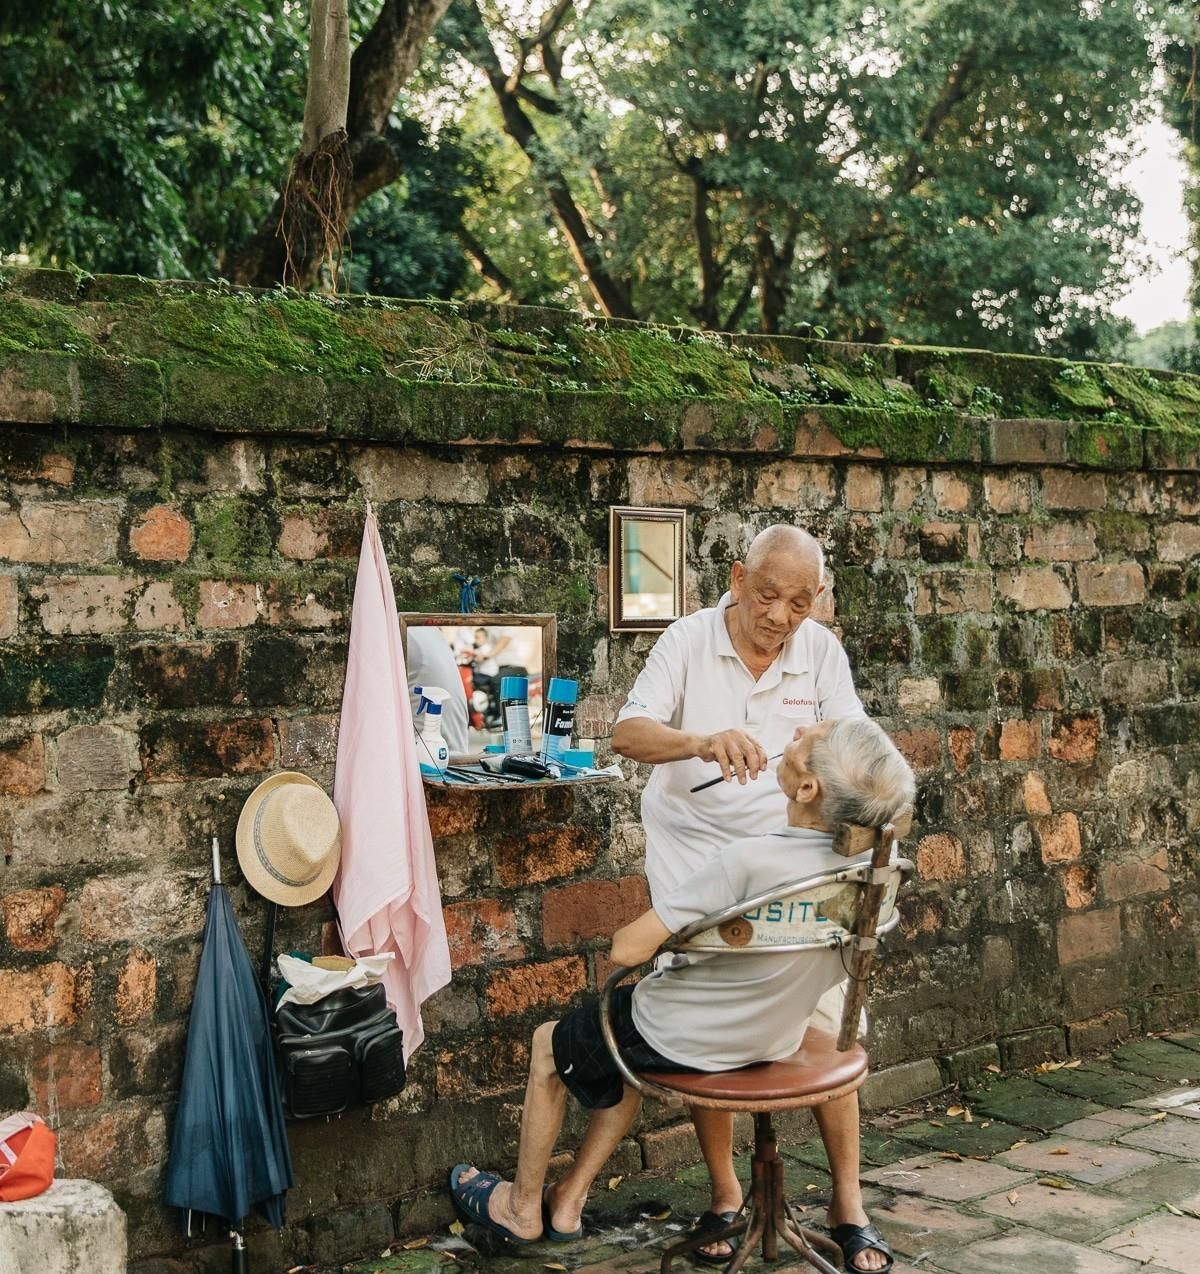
[610,908,672,969]
[611,717,768,783]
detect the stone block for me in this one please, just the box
[485,956,587,1017]
[975,1180,1152,1244]
[1047,714,1100,762]
[0,734,45,795]
[442,897,525,969]
[29,1042,102,1110]
[937,1042,1001,1088]
[998,1135,1158,1185]
[1056,908,1120,965]
[861,1150,1031,1201]
[196,579,260,628]
[0,886,65,952]
[996,566,1071,611]
[139,717,275,781]
[750,460,835,510]
[542,876,649,947]
[131,581,184,631]
[1158,521,1200,563]
[896,676,940,712]
[988,419,1069,465]
[895,727,940,772]
[1036,812,1082,864]
[0,574,18,638]
[997,1027,1069,1070]
[1076,561,1145,606]
[0,962,87,1033]
[1101,658,1170,704]
[1023,521,1096,562]
[859,1058,943,1112]
[128,640,242,708]
[998,718,1040,761]
[1042,469,1106,510]
[494,826,599,888]
[843,466,883,511]
[52,724,134,791]
[278,713,340,767]
[984,472,1032,513]
[932,471,972,512]
[0,1179,126,1274]
[115,948,157,1026]
[128,505,192,562]
[32,574,139,634]
[915,833,966,882]
[79,875,206,945]
[0,500,121,566]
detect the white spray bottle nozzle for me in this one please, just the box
[416,685,449,716]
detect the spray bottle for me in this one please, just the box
[413,685,451,776]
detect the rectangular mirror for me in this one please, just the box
[399,613,557,754]
[609,506,686,633]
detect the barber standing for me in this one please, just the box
[611,523,893,1274]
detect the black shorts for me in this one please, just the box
[551,985,698,1110]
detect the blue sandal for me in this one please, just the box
[449,1163,536,1246]
[542,1186,584,1241]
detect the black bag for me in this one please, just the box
[273,983,405,1119]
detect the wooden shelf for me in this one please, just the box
[421,773,619,792]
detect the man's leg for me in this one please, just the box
[816,1090,887,1272]
[544,1085,643,1234]
[691,1107,743,1257]
[454,1020,569,1239]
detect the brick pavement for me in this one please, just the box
[345,1033,1200,1274]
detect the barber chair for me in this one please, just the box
[599,815,913,1274]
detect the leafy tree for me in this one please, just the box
[447,0,1155,352]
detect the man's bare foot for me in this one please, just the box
[694,1203,742,1261]
[452,1165,542,1241]
[826,1203,891,1272]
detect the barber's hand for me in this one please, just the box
[697,730,769,785]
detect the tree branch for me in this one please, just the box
[458,226,518,298]
[895,48,978,194]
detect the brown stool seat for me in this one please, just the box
[640,1028,868,1109]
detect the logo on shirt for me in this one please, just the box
[781,697,815,708]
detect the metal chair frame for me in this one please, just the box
[598,820,908,1274]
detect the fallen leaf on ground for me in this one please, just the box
[805,1184,819,1191]
[1049,1148,1071,1156]
[650,1210,672,1220]
[607,1176,623,1190]
[941,1152,963,1162]
[981,1121,991,1128]
[1150,1112,1169,1122]
[1007,1192,1020,1206]
[1064,1060,1081,1069]
[1164,1203,1184,1216]
[449,1221,465,1236]
[964,1109,974,1123]
[985,1063,1001,1073]
[544,1263,568,1270]
[929,1120,944,1127]
[1038,1177,1074,1190]
[946,1106,964,1117]
[402,1237,429,1250]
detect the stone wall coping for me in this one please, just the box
[0,267,1197,470]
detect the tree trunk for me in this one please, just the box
[227,0,454,289]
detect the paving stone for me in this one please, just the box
[975,1182,1156,1243]
[964,1076,1105,1131]
[1056,1110,1159,1142]
[1163,1033,1200,1054]
[868,1191,1003,1259]
[783,1127,912,1170]
[1112,1041,1200,1083]
[862,1152,1033,1202]
[1033,1062,1158,1106]
[936,1228,1163,1274]
[1106,1158,1200,1211]
[1120,1116,1200,1159]
[1096,1211,1200,1272]
[1129,1085,1200,1120]
[997,1136,1159,1185]
[890,1115,1031,1157]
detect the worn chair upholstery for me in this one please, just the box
[599,816,912,1274]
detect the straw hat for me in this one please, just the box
[236,772,341,906]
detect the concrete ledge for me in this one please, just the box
[0,1178,126,1274]
[860,1058,945,1112]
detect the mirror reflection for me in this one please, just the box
[401,615,555,754]
[609,507,686,632]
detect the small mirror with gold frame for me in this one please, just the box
[609,506,686,633]
[399,612,556,753]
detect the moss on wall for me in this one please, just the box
[0,268,1197,464]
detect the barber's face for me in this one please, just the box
[729,554,825,654]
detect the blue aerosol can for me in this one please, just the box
[540,677,577,765]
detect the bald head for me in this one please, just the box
[744,525,825,584]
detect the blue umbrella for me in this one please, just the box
[164,839,293,1254]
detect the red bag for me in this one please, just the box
[0,1112,56,1201]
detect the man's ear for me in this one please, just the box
[794,773,821,807]
[730,560,746,599]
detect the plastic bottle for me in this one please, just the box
[500,675,532,754]
[540,677,577,765]
[413,686,451,776]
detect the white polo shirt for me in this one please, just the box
[616,593,865,901]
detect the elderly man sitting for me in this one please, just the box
[450,716,915,1274]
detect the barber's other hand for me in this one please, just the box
[698,730,769,784]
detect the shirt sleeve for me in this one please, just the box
[814,630,865,720]
[652,853,738,934]
[614,621,689,729]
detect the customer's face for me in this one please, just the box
[778,719,835,799]
[729,549,825,656]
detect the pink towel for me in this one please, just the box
[333,511,451,1059]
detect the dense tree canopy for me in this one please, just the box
[0,1,1173,358]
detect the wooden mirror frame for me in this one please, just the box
[398,612,557,686]
[609,506,686,633]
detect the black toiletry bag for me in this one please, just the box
[274,982,405,1119]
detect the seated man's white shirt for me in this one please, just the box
[631,828,858,1071]
[616,593,865,901]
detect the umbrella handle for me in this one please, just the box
[211,836,222,885]
[230,1227,248,1274]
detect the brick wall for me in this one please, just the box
[0,271,1197,1270]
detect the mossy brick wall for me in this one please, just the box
[0,268,1198,1271]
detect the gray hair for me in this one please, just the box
[805,717,915,828]
[744,525,825,585]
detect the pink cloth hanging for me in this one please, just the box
[333,510,451,1059]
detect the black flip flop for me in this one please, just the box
[830,1221,894,1273]
[688,1209,741,1267]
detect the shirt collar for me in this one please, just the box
[714,592,810,674]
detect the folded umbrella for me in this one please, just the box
[164,839,293,1249]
